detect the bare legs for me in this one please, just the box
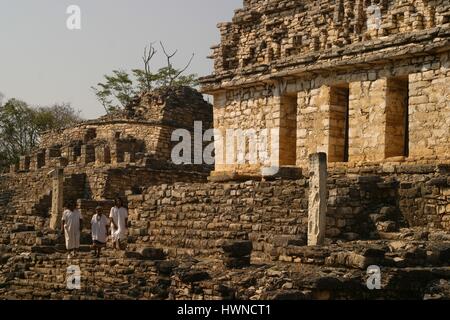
[92,243,104,257]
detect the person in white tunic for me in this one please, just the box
[91,206,109,257]
[109,198,128,250]
[61,201,83,259]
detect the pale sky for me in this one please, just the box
[0,0,242,119]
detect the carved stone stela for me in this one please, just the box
[308,153,328,246]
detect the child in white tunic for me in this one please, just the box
[109,198,128,250]
[61,202,83,259]
[91,206,109,258]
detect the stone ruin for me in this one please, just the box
[201,0,450,176]
[0,0,450,300]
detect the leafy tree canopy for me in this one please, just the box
[92,42,198,114]
[0,99,82,172]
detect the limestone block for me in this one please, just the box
[19,156,31,172]
[308,153,328,246]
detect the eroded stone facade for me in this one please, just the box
[0,87,213,233]
[201,0,450,177]
[1,1,450,301]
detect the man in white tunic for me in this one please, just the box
[61,201,83,259]
[109,198,128,250]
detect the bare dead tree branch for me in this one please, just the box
[171,53,195,85]
[159,41,195,86]
[142,43,157,91]
[160,41,178,69]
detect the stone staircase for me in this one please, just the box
[0,191,13,215]
[0,248,167,300]
[1,168,449,300]
[0,169,88,251]
[0,226,449,300]
[31,192,52,218]
[0,190,52,246]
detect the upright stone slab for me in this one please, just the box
[124,152,135,163]
[95,145,111,164]
[80,145,95,165]
[9,163,19,174]
[64,146,78,163]
[33,151,46,170]
[308,153,327,246]
[49,168,64,230]
[19,156,31,172]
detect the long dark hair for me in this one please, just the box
[114,197,124,208]
[65,200,76,211]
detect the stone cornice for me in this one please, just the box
[201,25,450,94]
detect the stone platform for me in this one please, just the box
[0,227,449,300]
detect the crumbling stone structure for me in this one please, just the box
[200,0,450,178]
[39,87,213,163]
[1,1,450,300]
[0,86,213,233]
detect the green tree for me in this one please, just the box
[0,99,82,172]
[36,103,82,130]
[0,99,37,168]
[92,70,136,113]
[92,42,198,113]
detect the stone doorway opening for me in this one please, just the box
[329,84,350,163]
[386,76,409,158]
[279,94,298,166]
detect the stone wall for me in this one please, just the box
[408,61,450,158]
[205,51,450,175]
[0,160,210,241]
[1,162,450,300]
[127,179,309,261]
[4,237,450,300]
[1,1,450,301]
[39,86,213,165]
[131,86,213,130]
[63,174,87,205]
[205,0,448,76]
[213,85,280,174]
[0,176,14,217]
[126,164,450,261]
[328,163,450,234]
[40,122,175,162]
[1,86,214,231]
[201,0,450,177]
[85,165,210,200]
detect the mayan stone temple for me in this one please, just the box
[1,0,450,300]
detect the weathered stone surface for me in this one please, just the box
[200,0,450,176]
[49,168,64,230]
[222,241,253,257]
[138,247,166,261]
[0,235,448,300]
[179,270,211,284]
[155,261,178,275]
[224,256,251,269]
[308,153,327,246]
[0,0,450,302]
[31,246,56,254]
